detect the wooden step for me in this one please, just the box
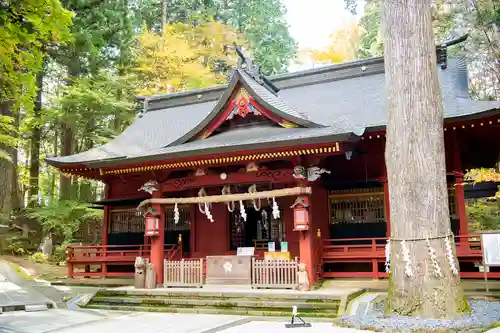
[91,296,339,311]
[85,303,338,318]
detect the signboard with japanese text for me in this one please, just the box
[482,233,500,266]
[237,247,255,256]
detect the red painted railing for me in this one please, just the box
[322,234,500,279]
[67,243,181,278]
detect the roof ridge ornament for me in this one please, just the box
[232,44,280,94]
[436,34,468,70]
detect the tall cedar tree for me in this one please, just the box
[383,0,467,317]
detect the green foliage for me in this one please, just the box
[135,20,246,95]
[0,0,73,105]
[27,200,103,243]
[0,115,17,161]
[358,0,383,58]
[467,198,500,231]
[226,0,297,74]
[7,240,28,256]
[51,244,68,263]
[139,0,297,75]
[29,252,48,264]
[464,168,500,183]
[56,72,137,144]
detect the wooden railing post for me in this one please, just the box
[371,238,379,279]
[67,247,74,278]
[178,233,183,260]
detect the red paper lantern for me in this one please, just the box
[293,205,309,231]
[145,212,160,236]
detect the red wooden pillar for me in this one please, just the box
[297,194,316,287]
[150,190,165,285]
[299,231,315,286]
[189,204,196,256]
[101,184,110,275]
[452,134,468,249]
[455,174,469,249]
[101,184,110,245]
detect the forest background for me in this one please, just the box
[0,0,498,262]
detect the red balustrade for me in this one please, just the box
[322,234,500,279]
[67,243,181,278]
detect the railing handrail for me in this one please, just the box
[323,234,482,243]
[69,243,179,250]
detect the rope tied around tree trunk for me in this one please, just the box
[385,232,459,277]
[388,233,455,242]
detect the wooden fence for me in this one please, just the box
[163,258,204,288]
[251,257,299,289]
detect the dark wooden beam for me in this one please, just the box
[161,168,295,193]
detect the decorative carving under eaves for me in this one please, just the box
[195,168,206,176]
[245,162,259,172]
[138,180,159,194]
[307,167,331,182]
[226,88,261,120]
[293,166,331,182]
[293,166,307,180]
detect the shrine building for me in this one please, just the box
[46,49,500,287]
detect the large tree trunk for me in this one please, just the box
[28,68,44,207]
[59,60,79,201]
[383,0,467,318]
[59,122,73,200]
[10,108,21,211]
[0,101,13,214]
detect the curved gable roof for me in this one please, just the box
[168,69,323,146]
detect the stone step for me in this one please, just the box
[85,303,337,318]
[91,296,339,311]
[96,289,342,302]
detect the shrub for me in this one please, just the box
[50,245,68,263]
[29,252,48,264]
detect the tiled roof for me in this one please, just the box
[91,124,360,167]
[46,57,500,167]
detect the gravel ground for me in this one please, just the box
[338,299,500,332]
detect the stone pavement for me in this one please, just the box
[220,321,371,333]
[0,262,55,311]
[0,310,371,333]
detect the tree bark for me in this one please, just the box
[28,67,44,207]
[0,101,13,214]
[59,59,79,201]
[383,0,467,318]
[10,107,21,211]
[162,0,168,31]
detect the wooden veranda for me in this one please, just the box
[67,233,497,280]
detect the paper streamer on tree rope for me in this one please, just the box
[445,235,459,275]
[222,186,235,212]
[385,239,391,273]
[426,237,442,277]
[401,240,413,277]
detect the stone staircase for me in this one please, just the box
[84,289,344,318]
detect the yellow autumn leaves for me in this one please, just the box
[307,21,363,65]
[135,21,247,96]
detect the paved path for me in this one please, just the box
[0,311,371,333]
[0,262,55,310]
